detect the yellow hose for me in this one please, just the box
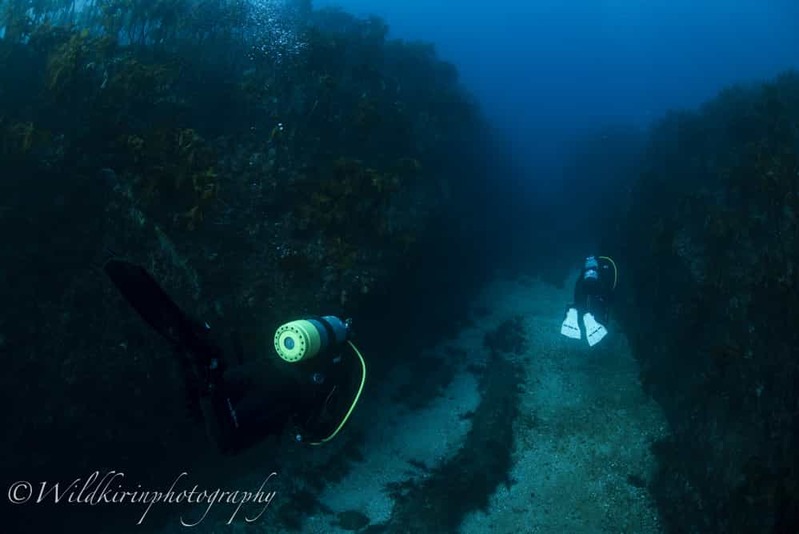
[309,340,366,445]
[599,256,618,289]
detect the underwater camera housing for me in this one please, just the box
[273,316,350,363]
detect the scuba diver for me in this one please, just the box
[560,255,618,347]
[103,258,366,453]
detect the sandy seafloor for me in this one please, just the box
[156,273,669,533]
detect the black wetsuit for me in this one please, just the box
[207,343,363,452]
[103,259,363,453]
[569,256,615,325]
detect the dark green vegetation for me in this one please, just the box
[0,1,508,531]
[597,71,799,532]
[483,314,528,356]
[391,351,458,410]
[380,318,524,532]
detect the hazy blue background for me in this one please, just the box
[314,0,799,179]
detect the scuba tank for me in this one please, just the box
[272,316,366,445]
[273,316,350,363]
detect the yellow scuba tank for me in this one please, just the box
[273,316,366,445]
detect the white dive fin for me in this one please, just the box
[583,313,607,347]
[560,308,581,339]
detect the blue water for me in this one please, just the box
[315,0,799,177]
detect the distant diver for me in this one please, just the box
[560,255,617,347]
[103,258,366,453]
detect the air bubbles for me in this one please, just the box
[245,0,308,64]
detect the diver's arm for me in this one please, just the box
[205,360,310,453]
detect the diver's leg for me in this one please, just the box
[561,277,584,339]
[585,294,610,325]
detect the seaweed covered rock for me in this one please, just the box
[608,71,799,532]
[0,1,502,531]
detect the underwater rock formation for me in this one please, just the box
[607,71,799,532]
[0,2,506,531]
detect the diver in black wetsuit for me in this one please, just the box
[559,255,617,347]
[103,259,366,453]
